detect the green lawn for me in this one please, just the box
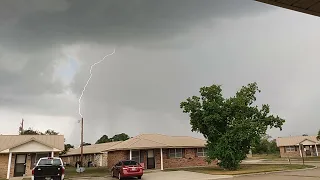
[249,154,320,161]
[64,167,109,179]
[166,164,314,175]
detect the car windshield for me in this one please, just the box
[38,159,62,166]
[123,160,138,166]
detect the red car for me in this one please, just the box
[111,160,143,179]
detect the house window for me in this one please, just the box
[132,150,140,163]
[169,149,183,158]
[197,148,208,157]
[285,146,296,152]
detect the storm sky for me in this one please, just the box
[1,0,319,146]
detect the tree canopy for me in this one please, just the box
[20,128,59,135]
[45,129,59,135]
[96,135,110,144]
[20,128,43,135]
[96,133,130,144]
[251,134,279,154]
[110,133,130,142]
[317,130,320,141]
[60,144,75,155]
[180,82,285,170]
[81,142,92,147]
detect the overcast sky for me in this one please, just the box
[1,0,319,146]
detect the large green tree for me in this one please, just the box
[180,82,285,170]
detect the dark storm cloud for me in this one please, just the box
[0,0,270,52]
[5,0,318,144]
[0,0,271,118]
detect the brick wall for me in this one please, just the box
[25,154,33,176]
[160,148,215,169]
[61,153,107,167]
[0,154,16,179]
[0,154,9,179]
[279,146,300,158]
[107,151,129,169]
[105,148,215,170]
[101,153,108,167]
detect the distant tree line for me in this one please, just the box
[251,134,279,154]
[20,128,59,135]
[19,128,130,154]
[95,133,130,144]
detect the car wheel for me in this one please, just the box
[118,172,122,180]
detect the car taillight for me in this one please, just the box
[61,167,65,175]
[122,166,128,170]
[32,169,34,175]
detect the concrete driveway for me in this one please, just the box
[70,171,233,180]
[142,171,232,180]
[233,167,320,180]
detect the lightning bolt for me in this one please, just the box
[78,49,116,117]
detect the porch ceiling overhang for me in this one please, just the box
[256,0,320,17]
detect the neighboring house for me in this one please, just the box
[276,136,319,158]
[0,135,64,179]
[60,141,122,167]
[61,134,213,170]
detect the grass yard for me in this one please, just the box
[64,167,109,179]
[249,154,281,160]
[249,154,320,161]
[166,164,314,175]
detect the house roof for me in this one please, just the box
[0,135,64,152]
[62,141,122,156]
[107,134,206,151]
[276,136,319,147]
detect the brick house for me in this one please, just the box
[276,135,319,158]
[106,134,213,170]
[0,135,64,179]
[61,134,213,170]
[60,141,122,167]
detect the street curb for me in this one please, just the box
[233,166,318,177]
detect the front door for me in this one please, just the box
[14,154,27,177]
[147,150,155,169]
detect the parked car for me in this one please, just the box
[111,160,143,179]
[32,157,65,180]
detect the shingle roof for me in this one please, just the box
[0,135,64,152]
[107,134,206,151]
[62,141,122,156]
[276,136,319,147]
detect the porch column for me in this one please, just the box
[51,151,54,157]
[160,148,164,171]
[129,149,132,160]
[316,144,319,156]
[299,144,302,157]
[7,152,12,179]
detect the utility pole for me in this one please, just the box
[80,117,84,167]
[19,119,24,134]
